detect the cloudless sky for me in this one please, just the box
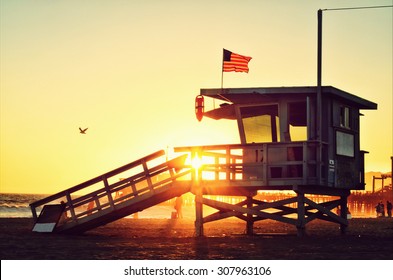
[1,0,392,194]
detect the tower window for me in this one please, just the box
[340,106,351,129]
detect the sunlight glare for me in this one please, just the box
[191,156,203,170]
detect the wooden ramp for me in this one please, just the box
[30,150,192,234]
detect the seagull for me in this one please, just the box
[79,127,88,134]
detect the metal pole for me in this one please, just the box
[221,48,225,89]
[317,9,323,141]
[316,9,323,185]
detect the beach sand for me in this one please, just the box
[1,217,392,260]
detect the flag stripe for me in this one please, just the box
[222,49,252,73]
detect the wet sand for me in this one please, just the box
[1,217,392,260]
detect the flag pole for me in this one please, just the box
[221,70,224,89]
[221,49,224,89]
[218,65,225,106]
[218,49,231,103]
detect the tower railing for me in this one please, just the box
[175,141,328,188]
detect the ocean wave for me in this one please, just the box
[0,206,33,218]
[0,202,29,208]
[0,193,46,218]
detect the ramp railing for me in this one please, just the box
[30,150,190,230]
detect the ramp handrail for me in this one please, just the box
[30,150,188,222]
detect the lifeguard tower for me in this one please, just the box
[177,85,377,236]
[30,85,377,237]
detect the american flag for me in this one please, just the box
[222,49,252,73]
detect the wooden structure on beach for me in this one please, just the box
[372,172,392,193]
[30,86,377,236]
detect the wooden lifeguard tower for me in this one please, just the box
[30,86,376,237]
[179,85,377,236]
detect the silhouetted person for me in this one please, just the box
[375,202,381,217]
[380,201,385,217]
[174,196,183,219]
[387,201,392,218]
[87,200,94,215]
[59,201,68,224]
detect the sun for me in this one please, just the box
[191,156,203,170]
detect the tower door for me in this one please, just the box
[237,104,279,180]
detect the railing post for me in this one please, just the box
[214,156,219,180]
[317,142,322,185]
[103,176,115,208]
[302,142,308,185]
[169,163,175,179]
[226,146,230,180]
[230,156,235,180]
[94,195,101,209]
[142,160,154,192]
[65,192,76,221]
[190,149,196,182]
[30,205,38,221]
[262,144,268,183]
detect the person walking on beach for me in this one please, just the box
[174,196,183,219]
[375,202,381,217]
[380,201,385,217]
[59,201,68,224]
[387,201,392,218]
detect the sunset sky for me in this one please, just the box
[1,0,392,194]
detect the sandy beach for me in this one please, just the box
[1,217,392,260]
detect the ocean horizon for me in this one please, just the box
[0,193,190,219]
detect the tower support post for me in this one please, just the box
[194,187,204,237]
[246,196,254,235]
[340,193,349,234]
[296,191,306,237]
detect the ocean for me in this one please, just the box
[0,193,47,218]
[0,193,376,219]
[0,193,187,219]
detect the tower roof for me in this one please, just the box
[201,86,377,110]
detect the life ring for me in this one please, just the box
[195,95,204,122]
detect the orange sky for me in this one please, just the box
[1,0,392,194]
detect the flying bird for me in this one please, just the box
[79,127,88,134]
